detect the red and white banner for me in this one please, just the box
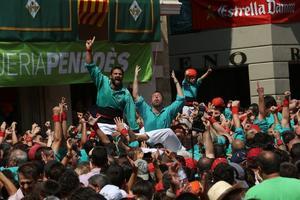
[192,0,300,30]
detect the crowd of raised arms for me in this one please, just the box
[0,37,299,200]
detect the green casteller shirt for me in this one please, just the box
[182,78,201,99]
[135,95,185,132]
[86,63,139,130]
[245,177,300,200]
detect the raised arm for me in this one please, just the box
[0,122,6,144]
[257,82,265,121]
[281,91,291,128]
[0,172,17,196]
[79,113,87,147]
[232,101,241,128]
[51,106,63,153]
[132,65,141,101]
[85,36,95,64]
[59,97,68,139]
[203,121,215,159]
[171,70,183,97]
[11,122,18,145]
[198,67,212,81]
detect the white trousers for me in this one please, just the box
[142,128,183,152]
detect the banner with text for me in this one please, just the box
[0,42,152,87]
[192,0,300,30]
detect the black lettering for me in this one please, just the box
[291,48,300,61]
[204,54,218,67]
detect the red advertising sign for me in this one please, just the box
[192,0,300,30]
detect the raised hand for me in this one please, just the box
[284,91,291,99]
[11,122,17,131]
[114,117,125,132]
[44,121,51,129]
[84,112,100,126]
[207,67,213,73]
[86,36,95,51]
[59,97,68,112]
[134,65,141,78]
[270,106,278,114]
[171,70,178,82]
[232,100,240,107]
[0,122,6,132]
[257,81,264,96]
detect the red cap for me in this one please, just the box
[247,147,262,161]
[28,143,41,160]
[211,157,228,171]
[212,97,225,107]
[185,158,197,169]
[189,181,203,194]
[185,68,197,77]
[251,124,261,133]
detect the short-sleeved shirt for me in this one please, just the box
[245,177,300,200]
[135,95,185,132]
[266,112,282,128]
[253,118,269,133]
[86,63,139,130]
[182,79,201,100]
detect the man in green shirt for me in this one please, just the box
[132,65,185,132]
[85,37,139,142]
[245,151,300,200]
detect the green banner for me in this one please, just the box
[0,0,77,41]
[0,42,152,87]
[109,0,161,42]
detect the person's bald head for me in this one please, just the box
[257,151,281,176]
[197,157,213,173]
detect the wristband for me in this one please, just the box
[208,116,217,124]
[52,115,60,122]
[86,48,92,52]
[61,112,67,121]
[283,99,289,107]
[93,123,99,131]
[0,131,5,137]
[120,128,129,136]
[231,106,239,115]
[276,139,283,146]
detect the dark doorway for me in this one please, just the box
[289,64,300,99]
[70,83,97,123]
[0,87,19,124]
[173,66,251,108]
[197,66,250,107]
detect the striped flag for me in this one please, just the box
[78,0,109,27]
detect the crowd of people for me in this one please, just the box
[0,37,299,200]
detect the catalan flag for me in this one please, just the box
[78,0,109,27]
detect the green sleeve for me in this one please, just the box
[166,95,185,119]
[234,127,246,142]
[85,63,104,89]
[135,96,151,118]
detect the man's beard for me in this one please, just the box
[111,78,122,88]
[152,100,162,108]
